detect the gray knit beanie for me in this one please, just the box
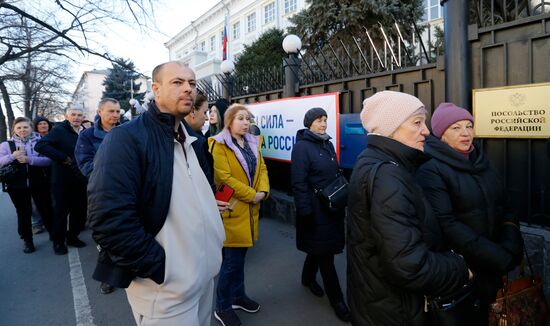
[360,91,426,137]
[303,107,328,128]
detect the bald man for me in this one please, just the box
[88,62,225,325]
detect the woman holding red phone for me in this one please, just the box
[209,103,270,326]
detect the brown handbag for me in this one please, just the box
[488,250,550,326]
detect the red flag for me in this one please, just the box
[222,25,228,60]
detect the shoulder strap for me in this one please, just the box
[367,160,398,198]
[7,141,16,153]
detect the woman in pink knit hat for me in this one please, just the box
[416,102,523,325]
[347,91,472,326]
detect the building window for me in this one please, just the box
[210,35,215,51]
[264,2,275,24]
[422,0,442,21]
[233,21,240,39]
[247,12,256,33]
[284,0,297,14]
[200,41,206,52]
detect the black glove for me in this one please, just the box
[500,224,524,268]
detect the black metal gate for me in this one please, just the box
[470,12,550,226]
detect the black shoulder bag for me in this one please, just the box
[0,141,20,183]
[315,170,349,209]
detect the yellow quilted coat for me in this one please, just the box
[209,130,270,247]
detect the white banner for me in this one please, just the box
[247,92,340,162]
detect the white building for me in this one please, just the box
[165,0,307,84]
[71,69,149,120]
[419,0,444,43]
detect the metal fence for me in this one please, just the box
[472,0,550,26]
[200,20,437,101]
[294,22,435,84]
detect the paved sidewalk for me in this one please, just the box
[0,191,349,325]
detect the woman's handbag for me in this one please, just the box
[488,249,550,326]
[427,283,480,326]
[0,163,19,182]
[0,141,20,183]
[316,173,349,209]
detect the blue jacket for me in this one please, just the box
[75,119,118,178]
[88,102,176,288]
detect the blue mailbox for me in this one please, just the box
[339,113,368,169]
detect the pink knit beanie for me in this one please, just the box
[360,91,426,137]
[431,102,474,138]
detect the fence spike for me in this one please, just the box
[363,26,385,69]
[338,37,361,75]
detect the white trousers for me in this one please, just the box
[131,279,214,326]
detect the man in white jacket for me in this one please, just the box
[88,61,225,325]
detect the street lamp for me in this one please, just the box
[282,34,302,98]
[282,34,302,54]
[220,59,235,100]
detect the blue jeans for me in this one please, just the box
[216,247,248,312]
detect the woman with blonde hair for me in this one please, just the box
[209,103,269,326]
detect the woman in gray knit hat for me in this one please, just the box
[347,91,472,326]
[291,107,350,322]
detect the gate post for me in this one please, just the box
[442,0,471,110]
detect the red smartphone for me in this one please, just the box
[215,183,235,202]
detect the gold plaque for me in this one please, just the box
[472,82,550,138]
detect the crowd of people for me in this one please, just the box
[0,61,526,326]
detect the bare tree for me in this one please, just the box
[0,0,156,67]
[0,0,157,140]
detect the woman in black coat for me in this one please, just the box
[416,102,523,325]
[291,107,350,322]
[347,91,472,326]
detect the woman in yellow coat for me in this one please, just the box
[209,103,269,326]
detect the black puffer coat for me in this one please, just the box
[35,120,86,185]
[416,135,523,304]
[347,135,469,326]
[291,129,345,255]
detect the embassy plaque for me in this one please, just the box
[472,82,550,138]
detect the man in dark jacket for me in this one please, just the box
[35,107,87,255]
[74,97,120,295]
[88,61,225,325]
[75,98,120,178]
